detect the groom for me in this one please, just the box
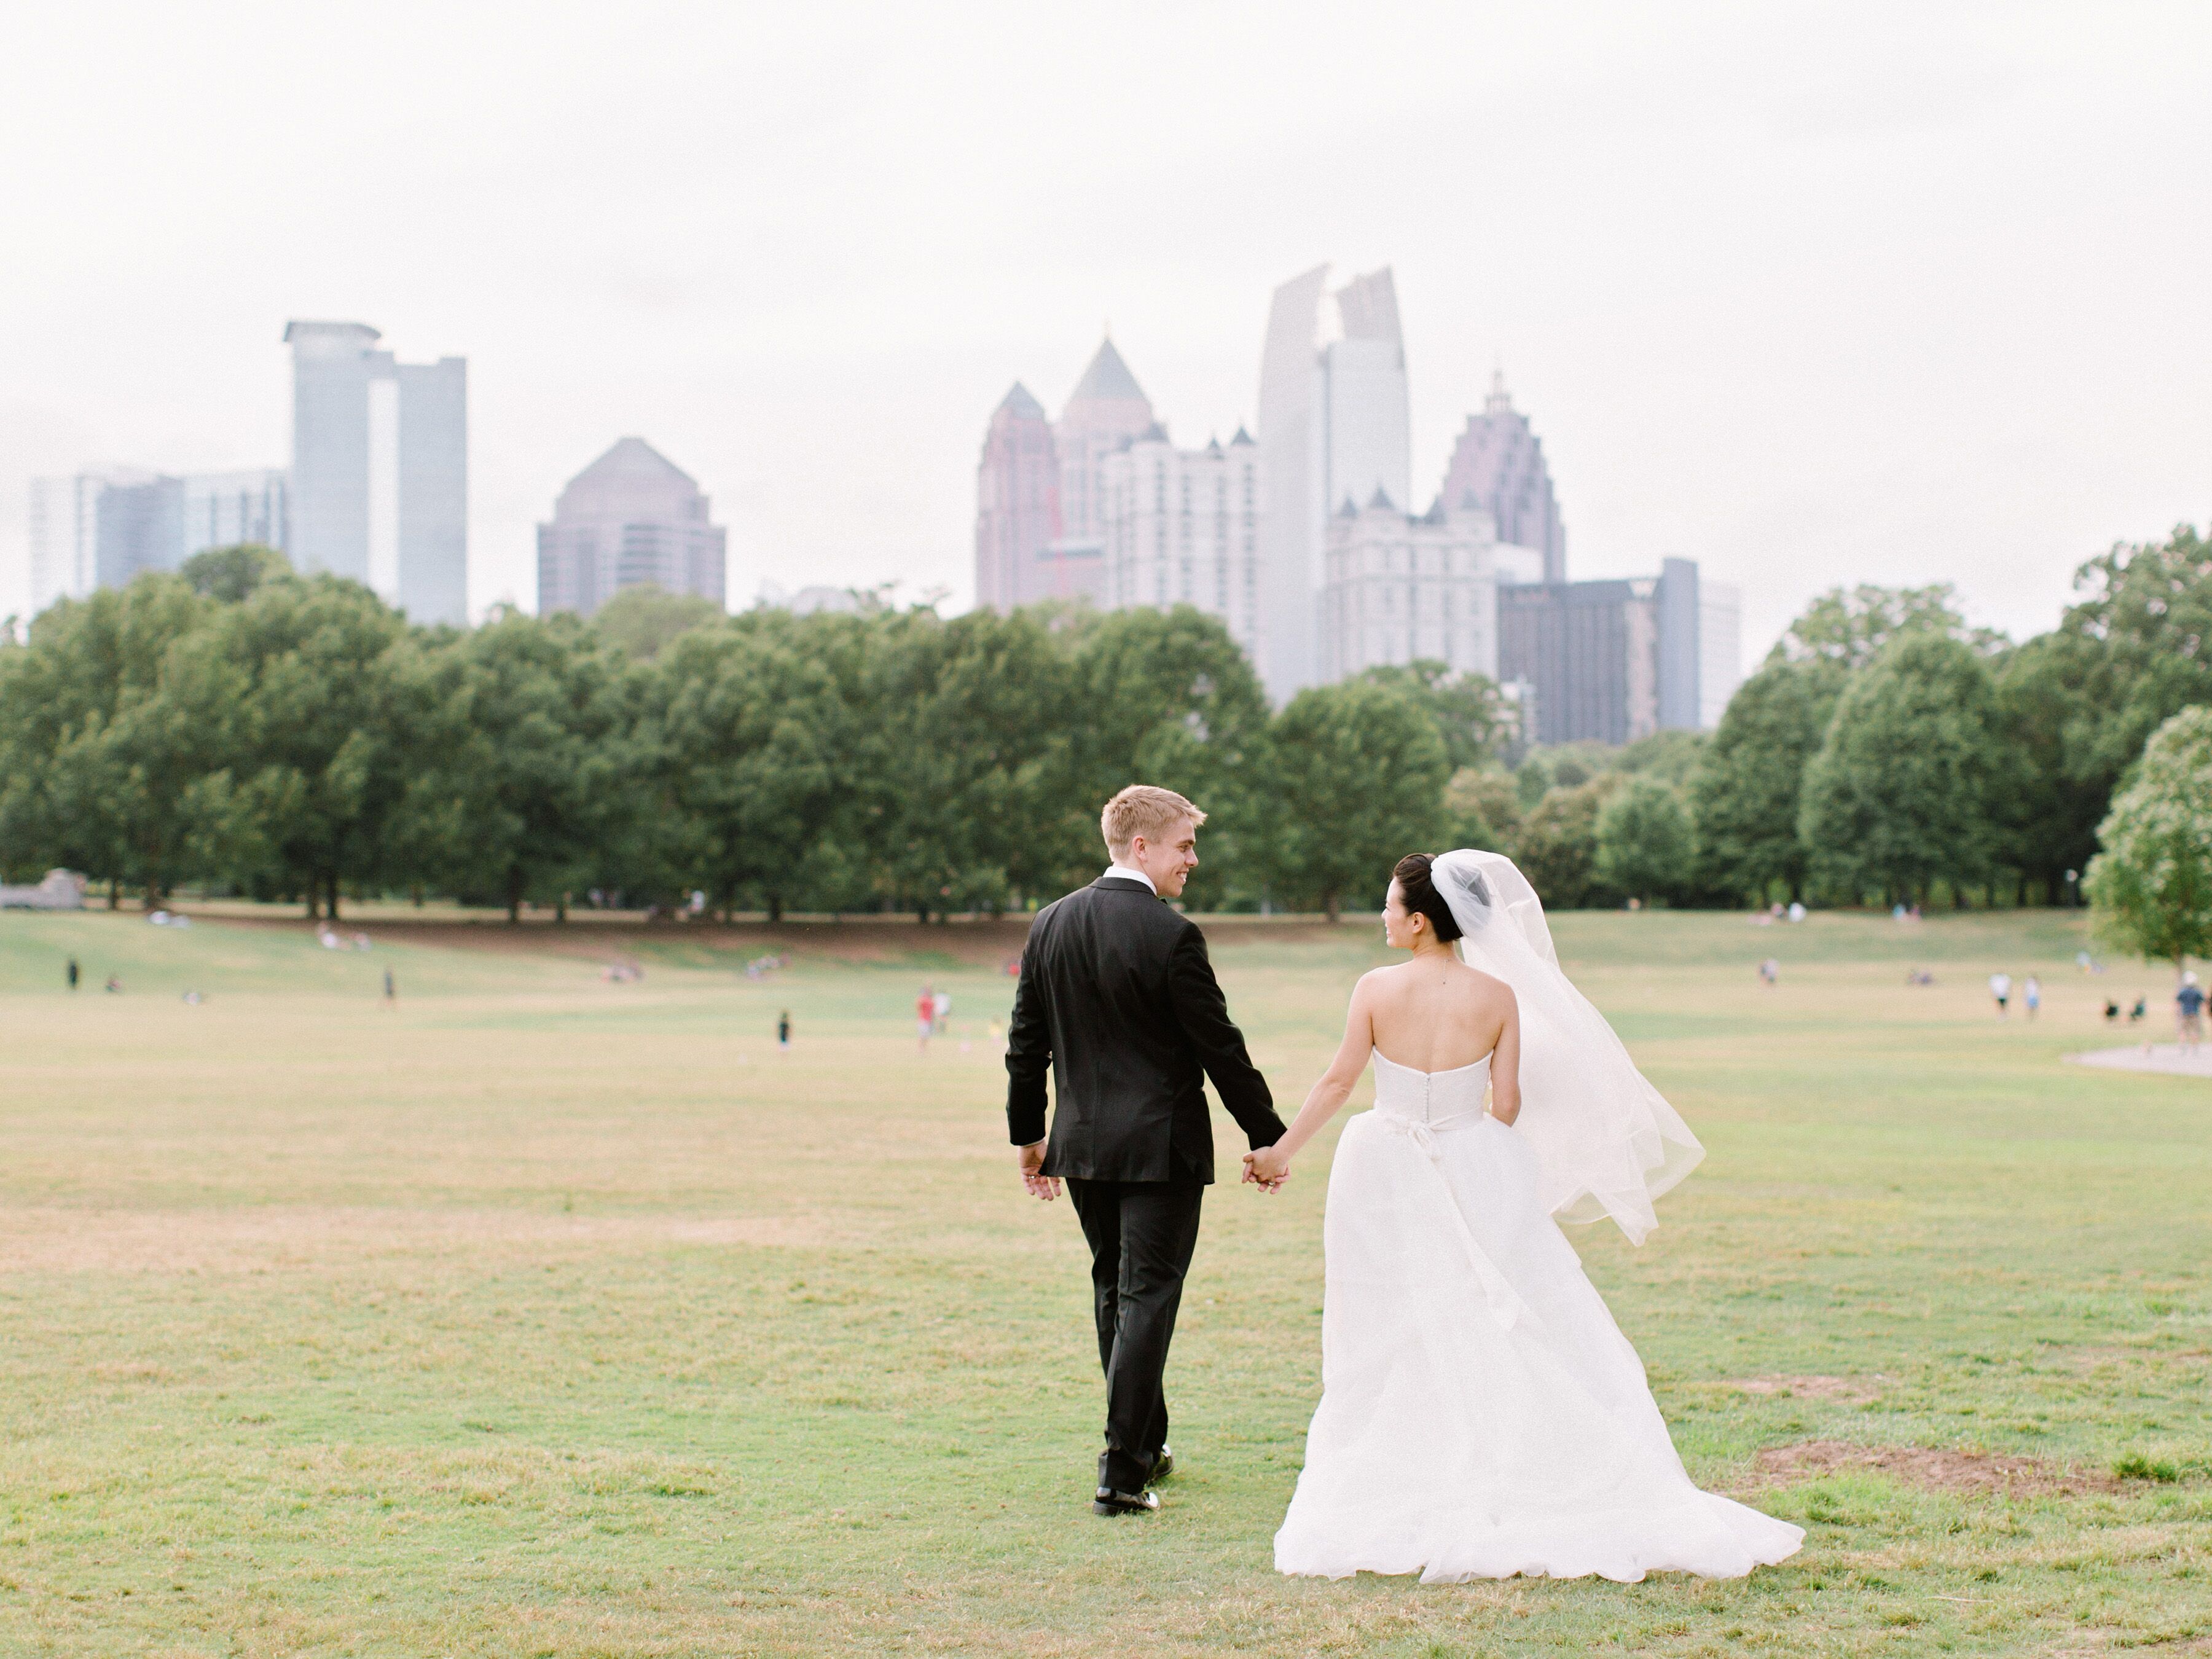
[1006,785,1287,1516]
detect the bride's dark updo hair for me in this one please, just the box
[1392,852,1464,943]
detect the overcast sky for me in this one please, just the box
[4,1,2206,664]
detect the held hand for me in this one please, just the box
[1242,1143,1290,1193]
[1017,1140,1060,1201]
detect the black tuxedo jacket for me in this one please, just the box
[1005,876,1284,1183]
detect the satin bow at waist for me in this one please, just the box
[1372,1105,1488,1151]
[1369,1107,1531,1331]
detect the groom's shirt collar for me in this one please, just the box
[1102,863,1157,894]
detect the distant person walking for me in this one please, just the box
[2023,976,2041,1021]
[917,986,936,1051]
[104,975,121,994]
[66,957,79,991]
[2179,973,2206,1051]
[1757,958,1779,987]
[933,987,952,1035]
[1989,972,2012,1018]
[778,1010,792,1051]
[383,968,396,1006]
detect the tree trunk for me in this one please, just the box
[767,893,783,924]
[304,881,318,921]
[556,892,569,924]
[326,873,341,922]
[506,868,523,925]
[108,878,120,912]
[412,885,425,909]
[1325,891,1341,924]
[916,903,930,925]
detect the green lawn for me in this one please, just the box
[0,904,2205,1657]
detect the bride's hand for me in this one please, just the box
[1242,1145,1290,1191]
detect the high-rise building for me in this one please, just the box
[24,468,181,614]
[284,320,467,627]
[1699,579,1744,730]
[1049,339,1156,606]
[1319,492,1545,684]
[973,383,1061,612]
[181,469,288,561]
[1100,426,1263,659]
[1256,265,1413,702]
[536,438,726,619]
[1436,371,1567,582]
[1497,559,1714,746]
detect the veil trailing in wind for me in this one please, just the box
[1429,849,1703,1245]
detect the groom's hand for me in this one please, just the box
[1242,1144,1290,1193]
[1017,1140,1060,1201]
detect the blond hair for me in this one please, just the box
[1100,785,1205,858]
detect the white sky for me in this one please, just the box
[3,1,2206,664]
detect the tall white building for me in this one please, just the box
[285,320,468,626]
[1100,426,1263,660]
[1698,578,1744,729]
[25,468,179,615]
[1319,492,1545,684]
[182,469,288,561]
[1256,265,1413,702]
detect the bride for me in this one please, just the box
[1242,850,1803,1583]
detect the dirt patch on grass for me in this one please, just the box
[1751,1439,2119,1496]
[1723,1374,1884,1403]
[0,1206,873,1274]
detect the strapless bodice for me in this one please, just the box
[1371,1049,1492,1134]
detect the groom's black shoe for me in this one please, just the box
[1146,1445,1174,1484]
[1092,1485,1160,1516]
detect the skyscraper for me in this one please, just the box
[1050,338,1156,606]
[1497,560,1714,745]
[284,320,467,627]
[1100,426,1263,659]
[181,469,288,561]
[1318,492,1545,684]
[536,438,727,618]
[1256,265,1412,701]
[1436,371,1566,582]
[24,468,180,614]
[973,383,1061,612]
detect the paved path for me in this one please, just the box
[2068,1045,2212,1079]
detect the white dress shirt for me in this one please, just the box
[1102,863,1157,893]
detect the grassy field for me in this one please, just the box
[0,902,2206,1657]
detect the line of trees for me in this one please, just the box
[2,529,2204,921]
[1461,528,2210,913]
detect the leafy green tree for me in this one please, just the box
[205,574,413,918]
[1798,632,2002,905]
[2044,526,2212,821]
[1688,659,1845,904]
[1069,606,1275,909]
[1768,582,2006,670]
[0,577,227,901]
[638,611,847,922]
[1596,777,1696,906]
[1445,766,1522,857]
[181,543,291,603]
[405,611,629,922]
[1268,681,1449,919]
[1353,661,1507,772]
[590,585,726,662]
[1611,729,1708,786]
[1514,779,1616,910]
[1988,630,2111,901]
[2084,707,2212,971]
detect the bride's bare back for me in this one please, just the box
[1243,867,1523,1190]
[1364,956,1516,1076]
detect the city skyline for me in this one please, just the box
[2,5,2206,655]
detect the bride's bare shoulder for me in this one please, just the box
[1456,961,1518,1005]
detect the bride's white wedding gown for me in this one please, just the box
[1274,1049,1804,1583]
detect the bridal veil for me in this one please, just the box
[1428,849,1704,1245]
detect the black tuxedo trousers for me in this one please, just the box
[1067,1175,1204,1491]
